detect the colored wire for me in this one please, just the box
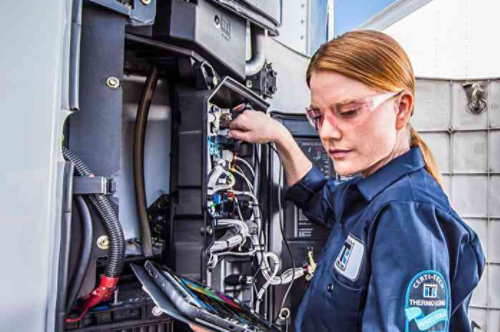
[234,156,256,178]
[270,143,297,322]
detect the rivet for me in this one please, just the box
[106,76,120,89]
[152,306,163,316]
[97,235,110,250]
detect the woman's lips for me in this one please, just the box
[329,149,351,159]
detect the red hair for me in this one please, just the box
[307,30,444,190]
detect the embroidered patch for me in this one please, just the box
[405,270,449,332]
[334,234,364,281]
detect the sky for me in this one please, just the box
[334,0,399,35]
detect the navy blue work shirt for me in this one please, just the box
[285,146,485,332]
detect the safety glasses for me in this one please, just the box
[305,91,402,131]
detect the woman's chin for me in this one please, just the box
[333,165,358,177]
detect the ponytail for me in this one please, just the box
[409,125,446,192]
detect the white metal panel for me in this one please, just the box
[491,176,500,217]
[491,219,500,262]
[453,132,488,173]
[0,0,70,331]
[275,0,309,55]
[420,132,450,172]
[413,79,451,130]
[367,0,500,79]
[267,37,312,112]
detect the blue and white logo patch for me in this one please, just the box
[334,234,364,281]
[405,270,449,332]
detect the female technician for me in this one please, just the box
[227,30,485,332]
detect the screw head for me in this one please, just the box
[246,80,253,88]
[106,76,120,89]
[152,306,163,316]
[141,0,151,5]
[97,235,110,250]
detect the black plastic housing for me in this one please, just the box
[154,0,247,80]
[168,77,269,283]
[65,287,174,332]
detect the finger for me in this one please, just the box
[232,103,247,112]
[189,323,209,332]
[228,129,252,142]
[228,113,248,129]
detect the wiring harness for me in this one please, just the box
[205,108,313,315]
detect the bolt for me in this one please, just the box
[97,235,110,250]
[270,70,278,77]
[246,80,253,88]
[109,289,123,307]
[140,0,151,5]
[106,76,120,89]
[212,76,218,86]
[214,15,221,27]
[269,86,278,93]
[152,306,163,317]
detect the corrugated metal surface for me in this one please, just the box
[414,77,499,331]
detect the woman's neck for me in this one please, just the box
[361,129,411,178]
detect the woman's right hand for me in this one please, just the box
[229,107,312,186]
[228,109,287,144]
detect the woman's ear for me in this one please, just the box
[395,91,413,130]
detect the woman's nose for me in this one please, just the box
[318,117,342,141]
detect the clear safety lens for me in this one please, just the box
[305,91,401,131]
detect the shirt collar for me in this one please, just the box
[356,146,426,202]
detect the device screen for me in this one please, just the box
[159,265,279,331]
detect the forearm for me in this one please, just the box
[274,124,312,186]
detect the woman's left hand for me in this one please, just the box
[188,323,212,332]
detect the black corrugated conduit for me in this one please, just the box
[66,195,93,313]
[62,147,125,278]
[133,65,159,257]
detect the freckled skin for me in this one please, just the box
[309,71,413,177]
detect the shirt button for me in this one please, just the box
[327,283,334,292]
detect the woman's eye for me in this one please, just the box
[339,108,360,118]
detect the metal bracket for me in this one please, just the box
[463,83,487,114]
[73,176,116,195]
[246,62,278,99]
[194,62,219,91]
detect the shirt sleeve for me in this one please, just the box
[284,165,342,228]
[362,201,484,332]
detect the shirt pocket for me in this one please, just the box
[327,273,364,332]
